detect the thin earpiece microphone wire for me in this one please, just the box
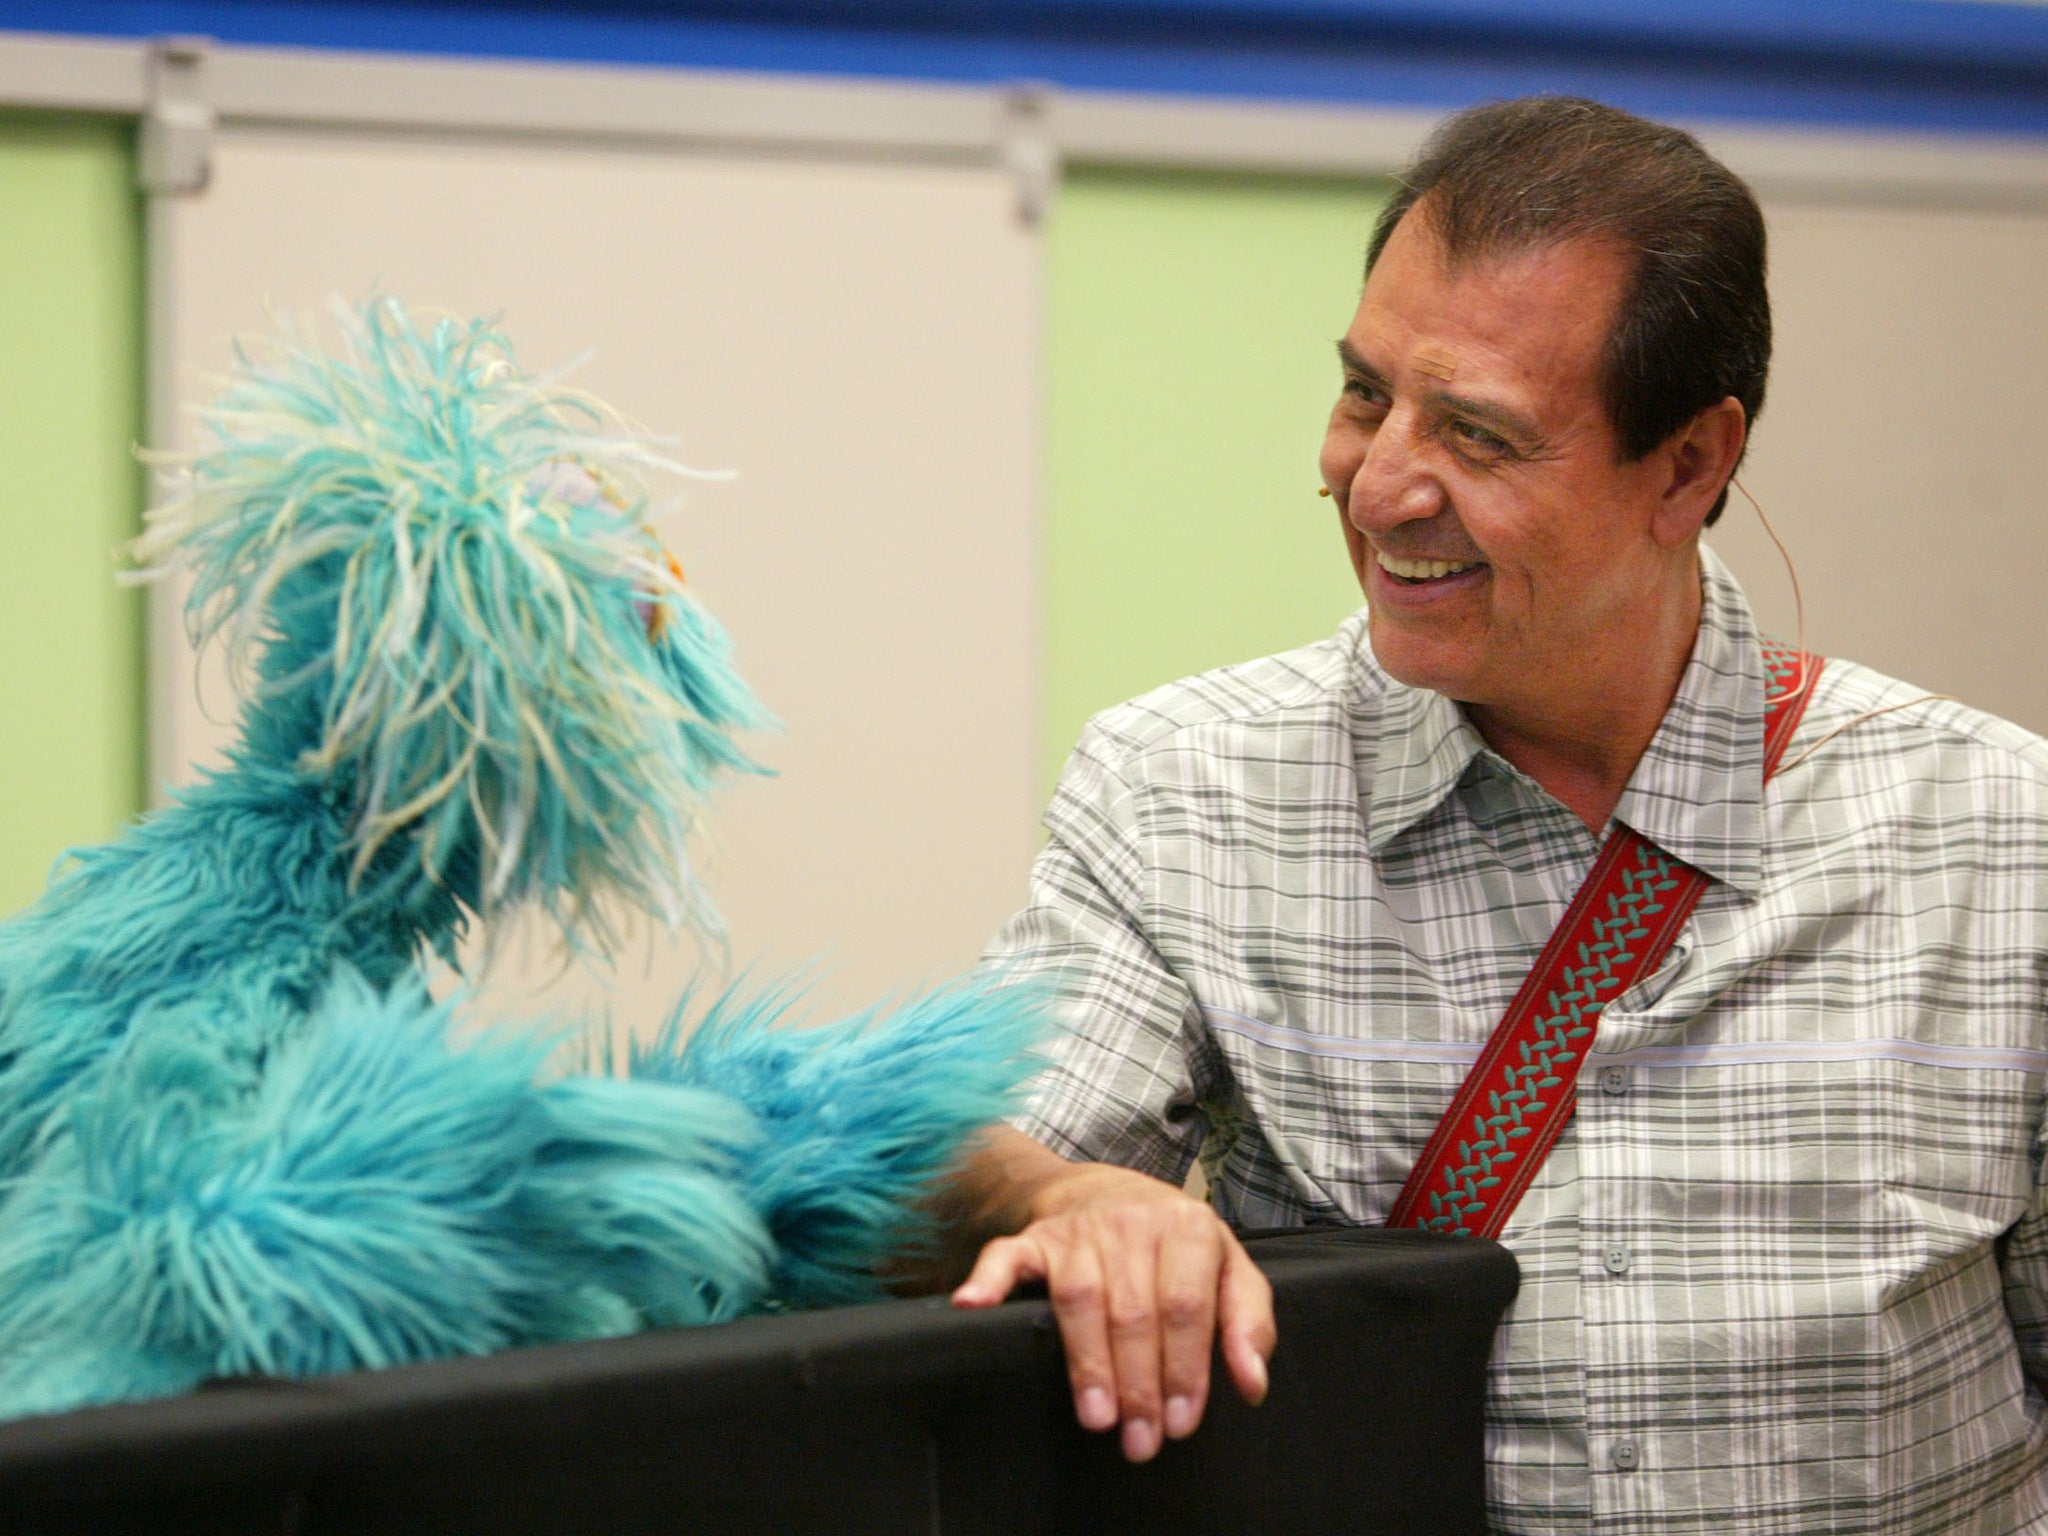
[1732,474,1951,776]
[1734,473,1815,720]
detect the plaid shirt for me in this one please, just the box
[990,548,2048,1534]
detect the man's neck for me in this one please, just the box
[1463,577,1703,836]
[1462,708,1660,835]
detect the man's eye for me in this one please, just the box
[1341,377,1387,409]
[1448,418,1512,456]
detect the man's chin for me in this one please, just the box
[1363,618,1484,701]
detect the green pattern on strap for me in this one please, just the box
[1421,844,1682,1236]
[1762,643,1801,693]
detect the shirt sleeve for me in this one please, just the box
[983,721,1211,1186]
[2001,1112,2048,1390]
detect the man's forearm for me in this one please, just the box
[904,1123,1085,1291]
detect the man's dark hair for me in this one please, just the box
[1367,96,1769,525]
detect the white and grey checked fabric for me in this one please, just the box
[989,547,2048,1534]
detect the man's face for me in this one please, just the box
[1319,213,1679,716]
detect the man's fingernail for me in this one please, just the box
[1247,1354,1270,1404]
[1164,1395,1197,1439]
[1078,1387,1116,1430]
[1121,1418,1162,1463]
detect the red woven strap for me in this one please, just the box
[1384,644,1821,1240]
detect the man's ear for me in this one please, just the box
[1651,396,1748,548]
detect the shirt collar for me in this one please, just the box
[1612,546,1768,892]
[1363,547,1771,894]
[1365,662,1486,854]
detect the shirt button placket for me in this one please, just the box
[1582,1056,1648,1519]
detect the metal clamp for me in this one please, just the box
[1001,82,1060,227]
[138,37,215,197]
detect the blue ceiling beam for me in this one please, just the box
[5,0,2046,136]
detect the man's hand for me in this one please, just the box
[946,1128,1276,1464]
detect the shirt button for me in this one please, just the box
[1604,1246,1632,1275]
[1599,1065,1631,1096]
[1611,1439,1640,1472]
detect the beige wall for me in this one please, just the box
[1709,198,2048,733]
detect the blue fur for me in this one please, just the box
[0,300,1049,1419]
[642,974,1050,1308]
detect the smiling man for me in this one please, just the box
[943,97,2048,1533]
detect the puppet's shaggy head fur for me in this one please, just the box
[137,298,768,946]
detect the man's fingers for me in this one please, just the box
[1217,1236,1277,1407]
[1154,1210,1222,1440]
[1043,1239,1120,1433]
[1097,1214,1166,1461]
[951,1232,1048,1309]
[952,1162,1281,1461]
[959,1230,1129,1436]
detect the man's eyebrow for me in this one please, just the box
[1334,339,1382,382]
[1433,389,1543,449]
[1335,338,1546,451]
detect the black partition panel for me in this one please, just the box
[0,1228,1516,1536]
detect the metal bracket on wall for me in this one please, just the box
[138,37,215,197]
[1002,84,1060,227]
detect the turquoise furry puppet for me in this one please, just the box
[0,299,1044,1417]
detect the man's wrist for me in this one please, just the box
[1024,1157,1182,1225]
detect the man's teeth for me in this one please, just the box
[1377,553,1481,580]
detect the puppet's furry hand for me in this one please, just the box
[634,970,1055,1309]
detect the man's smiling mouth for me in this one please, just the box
[1376,551,1485,581]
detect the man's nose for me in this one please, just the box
[1347,411,1444,533]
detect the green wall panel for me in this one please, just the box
[1041,167,1391,793]
[0,113,145,918]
